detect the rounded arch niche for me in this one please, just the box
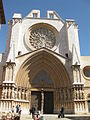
[15,49,71,89]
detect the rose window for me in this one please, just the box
[29,27,56,49]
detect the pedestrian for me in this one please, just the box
[60,105,64,118]
[29,108,32,115]
[16,104,19,113]
[31,105,36,118]
[37,110,40,118]
[18,105,22,116]
[11,105,15,113]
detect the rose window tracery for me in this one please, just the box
[29,27,56,49]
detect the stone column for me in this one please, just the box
[1,101,2,111]
[8,86,11,99]
[14,88,17,99]
[5,66,9,81]
[12,87,14,99]
[22,88,24,99]
[5,87,7,99]
[41,89,44,114]
[2,86,5,99]
[3,101,5,111]
[29,90,31,109]
[25,89,27,100]
[18,87,21,99]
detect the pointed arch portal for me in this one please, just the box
[15,49,73,113]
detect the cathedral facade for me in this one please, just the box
[0,10,90,114]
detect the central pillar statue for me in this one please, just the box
[41,88,44,114]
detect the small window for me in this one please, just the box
[49,13,54,19]
[33,13,38,18]
[18,51,21,56]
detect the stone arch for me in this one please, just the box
[15,49,71,89]
[28,22,59,33]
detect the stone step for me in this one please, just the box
[39,115,71,120]
[20,114,90,120]
[39,114,90,120]
[67,116,90,120]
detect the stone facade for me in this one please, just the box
[0,10,90,114]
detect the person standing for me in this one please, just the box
[18,105,22,115]
[16,104,19,113]
[11,105,15,113]
[31,105,36,118]
[60,105,64,118]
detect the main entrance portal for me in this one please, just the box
[16,50,73,113]
[31,91,53,114]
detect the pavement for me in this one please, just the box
[20,114,71,120]
[20,114,90,120]
[20,114,33,120]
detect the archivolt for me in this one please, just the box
[15,50,71,89]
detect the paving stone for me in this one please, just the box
[20,114,90,120]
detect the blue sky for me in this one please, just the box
[0,0,90,55]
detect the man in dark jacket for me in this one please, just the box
[60,106,64,118]
[31,105,36,118]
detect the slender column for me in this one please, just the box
[18,87,21,99]
[41,89,44,114]
[14,88,17,99]
[53,91,56,112]
[4,101,5,111]
[29,90,31,108]
[8,86,11,99]
[6,101,7,111]
[82,102,84,111]
[9,102,11,111]
[2,87,5,99]
[64,88,66,101]
[25,89,27,100]
[5,87,7,99]
[5,67,9,81]
[9,66,12,81]
[2,102,4,111]
[22,88,24,99]
[1,101,2,111]
[2,86,5,99]
[79,87,82,99]
[12,87,14,99]
[68,89,71,100]
[23,89,25,99]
